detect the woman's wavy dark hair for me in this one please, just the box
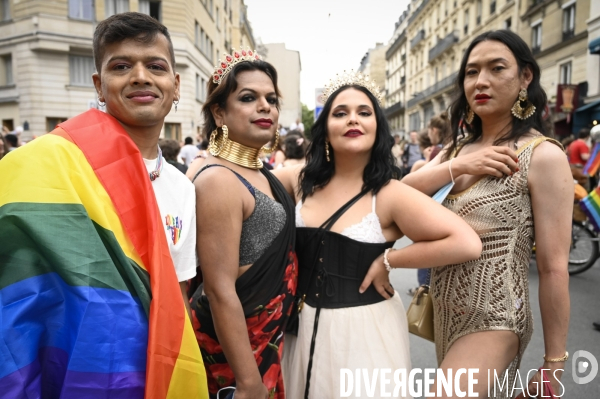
[444,30,548,161]
[299,85,401,200]
[201,60,281,139]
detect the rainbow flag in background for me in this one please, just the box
[580,187,600,232]
[0,110,208,398]
[583,143,600,176]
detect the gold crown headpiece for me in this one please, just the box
[322,70,383,105]
[213,48,261,85]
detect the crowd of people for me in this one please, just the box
[0,12,576,399]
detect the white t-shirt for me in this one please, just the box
[180,144,200,166]
[144,157,197,282]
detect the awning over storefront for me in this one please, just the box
[574,99,600,134]
[590,37,600,55]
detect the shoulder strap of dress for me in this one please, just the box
[516,136,564,156]
[193,164,255,197]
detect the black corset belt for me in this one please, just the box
[296,227,395,309]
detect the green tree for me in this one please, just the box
[301,103,315,139]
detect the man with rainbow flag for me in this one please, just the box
[0,12,208,398]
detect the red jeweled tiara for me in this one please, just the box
[212,48,261,85]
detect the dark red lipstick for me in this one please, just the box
[253,118,273,128]
[344,129,364,138]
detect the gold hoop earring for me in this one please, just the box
[209,124,228,156]
[511,88,536,120]
[261,129,279,155]
[325,141,331,162]
[465,106,474,124]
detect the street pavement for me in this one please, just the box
[390,237,600,398]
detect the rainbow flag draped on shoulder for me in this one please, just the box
[0,109,208,398]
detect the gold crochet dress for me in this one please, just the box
[431,136,561,397]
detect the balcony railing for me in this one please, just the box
[407,73,457,108]
[562,29,575,41]
[411,29,426,49]
[385,101,405,117]
[429,31,459,62]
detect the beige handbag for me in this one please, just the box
[406,285,435,342]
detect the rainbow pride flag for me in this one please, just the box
[580,187,600,232]
[0,110,208,398]
[583,143,600,176]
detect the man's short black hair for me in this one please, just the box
[5,134,17,147]
[579,128,591,139]
[93,12,175,75]
[184,137,193,145]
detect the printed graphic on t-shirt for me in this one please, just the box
[165,215,183,245]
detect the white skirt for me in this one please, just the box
[282,292,412,399]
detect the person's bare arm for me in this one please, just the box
[526,142,571,395]
[272,164,303,201]
[195,169,267,399]
[360,180,482,296]
[402,146,519,196]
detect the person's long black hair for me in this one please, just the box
[444,30,548,160]
[299,85,401,200]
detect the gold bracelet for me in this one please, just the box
[544,352,568,362]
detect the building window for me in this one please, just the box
[562,3,576,40]
[105,0,129,17]
[476,0,482,25]
[207,0,213,16]
[164,123,182,141]
[531,23,542,53]
[69,55,95,87]
[216,7,220,29]
[1,0,10,21]
[140,0,161,21]
[196,74,206,102]
[46,117,67,133]
[504,17,512,30]
[69,0,94,20]
[490,0,496,14]
[0,54,12,86]
[559,62,572,84]
[195,21,200,47]
[464,10,469,35]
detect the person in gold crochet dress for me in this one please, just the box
[403,30,571,398]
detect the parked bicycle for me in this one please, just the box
[568,220,599,275]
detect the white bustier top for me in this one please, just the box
[295,195,387,244]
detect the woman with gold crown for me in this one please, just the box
[190,49,298,399]
[274,71,483,398]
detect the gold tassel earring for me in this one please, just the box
[511,88,536,120]
[465,106,475,124]
[325,141,331,162]
[260,129,279,155]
